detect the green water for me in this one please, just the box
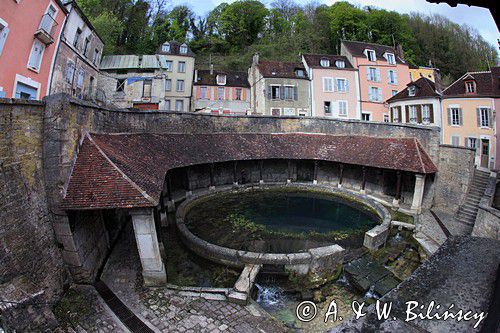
[185,189,380,252]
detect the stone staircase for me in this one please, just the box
[456,169,490,232]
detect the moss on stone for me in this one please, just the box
[53,287,91,328]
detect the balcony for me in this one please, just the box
[34,13,57,45]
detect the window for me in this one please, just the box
[283,108,295,115]
[164,99,171,110]
[296,69,305,77]
[200,86,207,99]
[392,90,398,96]
[176,79,184,92]
[335,60,345,68]
[362,113,371,121]
[451,136,460,146]
[83,38,90,56]
[320,59,330,67]
[386,53,395,65]
[323,78,333,92]
[466,137,478,149]
[162,42,170,52]
[284,86,294,100]
[165,61,173,71]
[73,28,82,48]
[235,88,242,101]
[383,114,389,122]
[180,44,188,54]
[422,105,431,123]
[39,5,56,35]
[298,109,308,117]
[391,107,401,122]
[480,108,490,127]
[387,70,397,84]
[366,49,376,61]
[369,87,382,102]
[175,100,184,111]
[338,101,347,116]
[165,79,172,91]
[450,107,461,126]
[142,79,152,97]
[409,105,418,123]
[465,81,475,93]
[93,48,100,65]
[271,108,281,116]
[0,20,9,56]
[218,87,225,100]
[408,86,416,96]
[116,79,126,92]
[28,39,45,71]
[15,82,38,100]
[324,101,331,114]
[368,67,380,82]
[178,61,186,73]
[76,69,84,88]
[336,78,347,92]
[65,61,75,83]
[271,86,280,100]
[216,74,226,85]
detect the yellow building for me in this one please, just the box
[442,70,498,170]
[409,65,440,83]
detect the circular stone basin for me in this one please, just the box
[184,188,381,253]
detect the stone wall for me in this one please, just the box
[433,144,476,213]
[472,176,500,240]
[0,99,67,331]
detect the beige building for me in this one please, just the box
[99,41,194,111]
[248,54,311,116]
[409,65,440,83]
[442,70,498,169]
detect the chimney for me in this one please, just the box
[210,64,214,75]
[395,43,404,61]
[252,53,260,66]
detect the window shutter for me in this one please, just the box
[386,70,390,83]
[376,68,381,82]
[405,106,410,123]
[294,86,298,101]
[280,86,285,100]
[429,104,434,123]
[0,26,9,56]
[459,108,463,125]
[323,78,327,91]
[394,71,398,84]
[345,80,349,92]
[377,89,382,102]
[417,105,422,123]
[366,70,370,81]
[488,109,493,128]
[368,88,373,101]
[398,107,402,122]
[476,108,481,127]
[267,86,271,100]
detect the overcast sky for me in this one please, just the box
[169,0,499,47]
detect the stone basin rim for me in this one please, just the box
[175,183,391,268]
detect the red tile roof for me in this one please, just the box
[341,40,406,64]
[443,69,500,98]
[257,61,309,79]
[61,133,438,210]
[387,77,440,103]
[302,54,354,69]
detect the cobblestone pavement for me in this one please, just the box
[54,285,127,333]
[101,224,288,333]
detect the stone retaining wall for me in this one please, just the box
[472,176,500,240]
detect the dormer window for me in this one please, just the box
[385,53,395,65]
[296,69,305,77]
[465,80,476,93]
[335,60,345,68]
[320,59,330,67]
[162,42,170,53]
[180,43,188,54]
[366,49,376,62]
[216,74,226,85]
[408,85,416,96]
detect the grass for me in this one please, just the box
[53,287,91,328]
[388,208,414,224]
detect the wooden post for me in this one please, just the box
[185,166,192,196]
[393,170,402,206]
[209,163,215,190]
[338,163,344,188]
[313,160,318,184]
[287,160,292,184]
[361,166,367,194]
[259,160,264,184]
[233,161,238,185]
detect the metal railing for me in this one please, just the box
[38,13,57,38]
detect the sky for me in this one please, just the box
[169,0,499,47]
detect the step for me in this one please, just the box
[414,232,440,255]
[457,211,476,220]
[456,218,475,227]
[461,206,478,214]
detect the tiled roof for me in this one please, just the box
[257,61,309,79]
[302,54,354,69]
[341,40,406,64]
[387,77,440,103]
[443,69,499,97]
[61,133,438,210]
[156,41,195,57]
[194,70,249,88]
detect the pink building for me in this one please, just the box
[302,54,359,119]
[341,40,411,122]
[0,0,67,100]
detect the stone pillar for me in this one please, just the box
[233,161,238,186]
[338,164,344,188]
[130,209,166,286]
[166,173,175,212]
[185,167,193,196]
[259,160,264,184]
[313,160,318,184]
[392,171,402,207]
[287,160,292,184]
[209,163,215,190]
[360,166,367,194]
[411,174,426,214]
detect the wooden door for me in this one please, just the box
[481,139,489,168]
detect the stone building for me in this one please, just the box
[386,77,443,128]
[49,1,104,102]
[302,54,360,119]
[99,41,195,111]
[248,54,311,116]
[192,68,250,114]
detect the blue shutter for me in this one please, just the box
[368,88,373,101]
[345,80,349,92]
[0,26,9,56]
[376,68,381,82]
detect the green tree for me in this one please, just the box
[91,11,124,55]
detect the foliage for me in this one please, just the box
[76,0,498,80]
